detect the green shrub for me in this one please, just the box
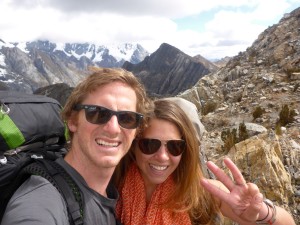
[277,104,296,127]
[252,106,265,120]
[238,122,249,142]
[221,122,249,153]
[202,101,218,115]
[275,123,282,135]
[221,128,237,154]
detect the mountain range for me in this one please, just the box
[0,39,220,96]
[0,40,149,93]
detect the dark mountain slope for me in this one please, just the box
[123,43,214,96]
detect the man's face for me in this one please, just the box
[68,81,138,170]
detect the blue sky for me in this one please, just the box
[0,0,299,60]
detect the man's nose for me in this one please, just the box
[102,115,121,134]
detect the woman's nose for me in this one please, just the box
[155,143,170,160]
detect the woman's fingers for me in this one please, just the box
[206,157,247,191]
[223,158,247,186]
[200,179,231,202]
[206,160,235,191]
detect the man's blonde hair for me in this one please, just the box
[62,67,150,139]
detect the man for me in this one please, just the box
[2,67,150,224]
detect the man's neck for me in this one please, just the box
[64,153,115,196]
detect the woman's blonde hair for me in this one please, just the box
[114,99,220,224]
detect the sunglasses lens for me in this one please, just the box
[167,140,186,156]
[138,139,161,154]
[85,107,112,124]
[118,112,140,129]
[75,104,142,129]
[138,139,185,156]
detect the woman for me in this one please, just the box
[114,99,296,225]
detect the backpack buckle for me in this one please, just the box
[31,154,44,159]
[0,156,7,165]
[0,103,10,115]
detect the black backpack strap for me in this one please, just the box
[23,160,84,225]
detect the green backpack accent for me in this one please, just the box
[0,112,25,149]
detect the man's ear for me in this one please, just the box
[67,113,78,132]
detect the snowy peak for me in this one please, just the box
[0,39,149,93]
[13,40,149,65]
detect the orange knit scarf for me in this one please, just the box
[116,163,191,225]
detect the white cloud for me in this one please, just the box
[0,0,299,59]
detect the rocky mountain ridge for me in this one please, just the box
[123,43,218,96]
[178,7,300,223]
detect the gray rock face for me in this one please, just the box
[123,43,214,97]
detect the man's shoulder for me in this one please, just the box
[16,175,60,195]
[2,175,69,225]
[10,175,66,207]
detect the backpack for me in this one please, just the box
[0,91,83,225]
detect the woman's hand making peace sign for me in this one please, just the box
[200,158,296,225]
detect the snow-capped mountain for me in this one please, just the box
[0,39,149,93]
[23,41,149,66]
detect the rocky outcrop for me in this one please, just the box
[178,7,300,223]
[226,132,294,205]
[216,7,300,83]
[215,131,297,224]
[34,83,74,106]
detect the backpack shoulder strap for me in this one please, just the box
[23,160,84,225]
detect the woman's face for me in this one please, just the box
[134,118,183,190]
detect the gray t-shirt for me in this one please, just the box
[2,158,119,225]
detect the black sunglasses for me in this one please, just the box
[137,138,186,156]
[73,104,143,129]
